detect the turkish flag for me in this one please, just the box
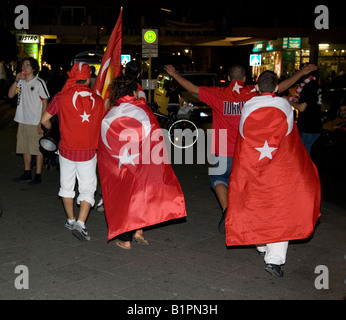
[225,94,321,246]
[92,7,123,100]
[59,84,104,150]
[97,96,187,241]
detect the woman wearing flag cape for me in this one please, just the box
[97,76,187,249]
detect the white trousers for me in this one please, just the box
[58,154,97,207]
[256,241,289,265]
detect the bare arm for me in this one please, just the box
[278,64,317,93]
[290,101,307,112]
[38,99,48,134]
[164,65,200,95]
[8,72,25,98]
[41,110,53,130]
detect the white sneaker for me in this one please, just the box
[65,219,76,231]
[72,222,90,241]
[96,198,104,212]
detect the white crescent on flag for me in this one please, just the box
[100,58,111,80]
[239,95,294,139]
[101,102,151,150]
[72,91,95,111]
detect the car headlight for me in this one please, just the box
[182,100,193,107]
[199,112,208,117]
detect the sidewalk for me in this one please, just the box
[0,120,345,301]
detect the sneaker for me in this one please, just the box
[265,263,284,277]
[13,171,32,183]
[64,219,76,231]
[28,174,41,185]
[255,246,266,256]
[72,222,90,241]
[96,198,104,212]
[218,208,227,233]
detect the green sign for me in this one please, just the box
[282,37,301,49]
[143,30,157,44]
[253,42,265,52]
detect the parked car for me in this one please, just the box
[153,72,218,129]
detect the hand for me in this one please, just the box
[16,71,25,81]
[300,64,317,75]
[164,65,177,77]
[37,124,44,134]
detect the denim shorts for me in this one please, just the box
[209,155,233,189]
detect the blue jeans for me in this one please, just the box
[299,132,320,155]
[210,155,233,189]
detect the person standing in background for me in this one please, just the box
[8,57,50,185]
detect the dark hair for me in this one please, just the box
[76,80,88,84]
[21,57,39,75]
[124,61,141,80]
[257,70,278,93]
[109,76,138,106]
[229,65,246,81]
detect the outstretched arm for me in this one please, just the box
[278,64,317,93]
[164,65,200,95]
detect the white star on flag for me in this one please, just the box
[80,111,91,122]
[232,81,243,94]
[112,147,140,168]
[255,140,277,161]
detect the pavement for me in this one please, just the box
[0,100,345,304]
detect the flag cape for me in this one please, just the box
[225,94,321,246]
[98,95,187,241]
[92,8,123,100]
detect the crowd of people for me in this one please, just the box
[7,55,345,278]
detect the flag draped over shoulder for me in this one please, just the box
[92,7,123,100]
[98,95,187,241]
[225,94,321,246]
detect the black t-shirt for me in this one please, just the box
[297,80,322,133]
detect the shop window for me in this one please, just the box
[60,6,86,25]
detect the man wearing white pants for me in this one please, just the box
[41,62,104,241]
[58,155,98,240]
[225,71,321,278]
[256,242,289,277]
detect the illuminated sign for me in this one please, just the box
[144,30,157,44]
[250,54,261,66]
[282,37,301,49]
[121,55,131,65]
[253,42,264,52]
[142,29,158,58]
[16,34,39,43]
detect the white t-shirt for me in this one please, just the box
[14,77,50,125]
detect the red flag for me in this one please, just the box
[97,96,187,241]
[92,7,123,100]
[225,94,321,246]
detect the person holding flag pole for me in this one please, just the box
[94,8,186,249]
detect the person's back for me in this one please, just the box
[226,71,321,277]
[59,83,104,151]
[198,65,258,157]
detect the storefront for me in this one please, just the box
[318,44,346,81]
[15,33,41,63]
[251,38,346,82]
[251,37,310,80]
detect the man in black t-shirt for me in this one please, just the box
[290,67,322,155]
